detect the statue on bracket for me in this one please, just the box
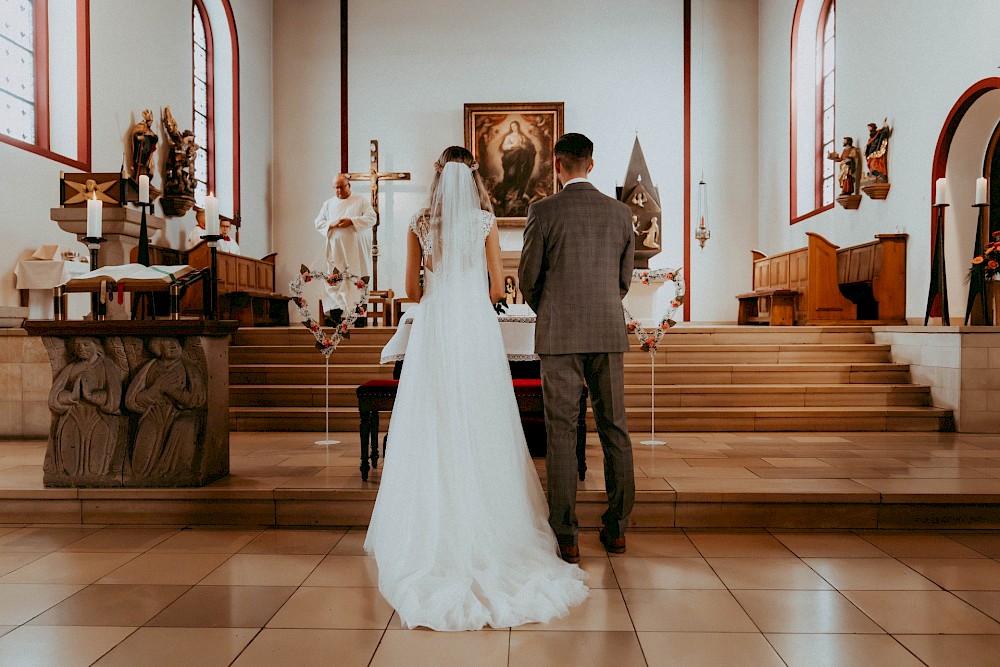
[618,137,662,269]
[861,120,892,200]
[828,136,863,209]
[159,106,199,217]
[129,109,158,182]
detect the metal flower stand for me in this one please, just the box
[641,350,665,446]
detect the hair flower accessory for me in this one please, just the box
[470,161,479,171]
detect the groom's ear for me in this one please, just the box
[587,158,594,173]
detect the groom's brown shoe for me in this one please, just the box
[599,528,626,554]
[558,544,580,564]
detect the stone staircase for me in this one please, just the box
[228,325,953,432]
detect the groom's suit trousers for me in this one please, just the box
[541,352,634,544]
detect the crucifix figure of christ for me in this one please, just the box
[346,140,411,289]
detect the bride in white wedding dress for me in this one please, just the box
[364,146,588,631]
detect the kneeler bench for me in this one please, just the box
[736,289,797,326]
[356,379,588,482]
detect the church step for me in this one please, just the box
[228,405,953,433]
[621,363,911,385]
[628,327,876,345]
[229,364,394,386]
[625,344,891,364]
[230,345,386,365]
[228,383,932,409]
[232,327,396,347]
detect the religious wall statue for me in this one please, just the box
[861,120,893,199]
[45,337,129,482]
[129,109,159,182]
[160,106,199,216]
[618,137,663,269]
[125,336,207,480]
[827,136,862,209]
[642,216,661,250]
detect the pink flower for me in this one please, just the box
[665,273,674,280]
[355,280,366,288]
[660,322,670,331]
[671,300,680,308]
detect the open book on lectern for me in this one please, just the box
[65,264,197,288]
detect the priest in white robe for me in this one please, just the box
[314,174,376,326]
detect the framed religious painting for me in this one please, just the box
[464,102,564,226]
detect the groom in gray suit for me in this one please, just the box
[519,133,635,563]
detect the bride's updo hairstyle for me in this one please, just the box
[414,146,494,249]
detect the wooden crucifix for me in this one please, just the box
[346,140,411,289]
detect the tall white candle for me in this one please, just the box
[86,194,102,238]
[205,193,220,236]
[138,175,149,204]
[935,178,950,206]
[976,177,989,205]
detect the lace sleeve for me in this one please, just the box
[409,209,431,257]
[482,211,497,239]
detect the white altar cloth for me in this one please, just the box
[15,259,91,320]
[381,303,538,363]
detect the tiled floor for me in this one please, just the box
[0,526,997,665]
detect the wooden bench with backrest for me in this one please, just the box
[737,232,907,326]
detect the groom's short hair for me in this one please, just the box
[554,133,593,172]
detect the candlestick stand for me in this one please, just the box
[965,203,991,326]
[201,234,222,320]
[640,351,665,446]
[82,235,107,321]
[924,203,950,326]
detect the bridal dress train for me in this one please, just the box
[364,163,588,631]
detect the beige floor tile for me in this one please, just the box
[57,527,180,553]
[0,583,85,624]
[686,531,796,557]
[28,584,189,626]
[150,528,264,554]
[607,531,701,557]
[0,551,137,585]
[232,628,383,667]
[858,533,986,558]
[514,588,633,632]
[766,633,924,667]
[0,526,101,552]
[611,557,724,589]
[93,627,257,667]
[384,611,509,631]
[843,590,1000,634]
[895,634,1000,667]
[946,532,1000,558]
[803,557,939,590]
[953,591,1000,623]
[329,530,369,555]
[0,551,43,577]
[772,531,889,557]
[0,625,135,667]
[900,557,1000,590]
[267,586,393,629]
[0,626,12,638]
[708,557,833,590]
[97,552,231,585]
[149,585,296,628]
[371,629,509,667]
[511,630,645,667]
[200,554,323,587]
[577,557,618,589]
[239,528,347,554]
[302,555,379,587]
[733,590,883,633]
[638,632,784,667]
[622,589,757,632]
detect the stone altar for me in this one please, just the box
[24,320,239,487]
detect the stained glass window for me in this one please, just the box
[0,0,35,143]
[193,2,210,207]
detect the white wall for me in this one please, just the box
[0,0,273,307]
[758,0,1000,320]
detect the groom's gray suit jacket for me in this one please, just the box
[518,181,635,352]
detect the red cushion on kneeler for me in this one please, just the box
[358,379,400,389]
[512,379,542,390]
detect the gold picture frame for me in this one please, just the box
[464,102,564,227]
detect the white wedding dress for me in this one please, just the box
[364,163,588,631]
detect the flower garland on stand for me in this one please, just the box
[623,267,685,445]
[289,264,371,445]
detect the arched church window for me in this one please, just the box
[191,0,239,219]
[192,0,214,208]
[0,0,90,169]
[790,0,835,223]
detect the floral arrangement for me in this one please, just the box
[289,264,371,358]
[972,231,1000,281]
[623,267,685,353]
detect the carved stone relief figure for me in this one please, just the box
[45,337,128,478]
[126,337,207,478]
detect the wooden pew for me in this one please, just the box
[737,233,907,326]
